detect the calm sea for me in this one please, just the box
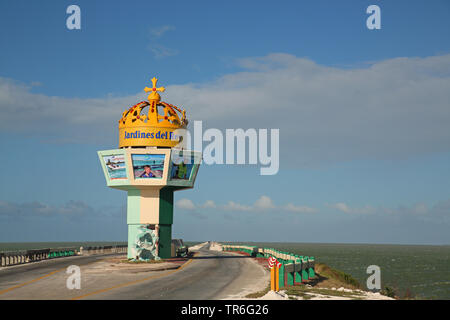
[1,241,448,299]
[229,242,450,299]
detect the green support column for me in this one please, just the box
[126,189,142,260]
[287,270,295,286]
[295,270,302,283]
[302,258,309,281]
[126,187,175,260]
[278,264,285,288]
[308,257,315,278]
[158,187,174,259]
[127,224,140,259]
[158,224,172,259]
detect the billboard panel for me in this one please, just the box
[169,153,196,181]
[102,154,127,180]
[168,150,201,187]
[131,154,165,179]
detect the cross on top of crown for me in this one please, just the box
[144,77,165,102]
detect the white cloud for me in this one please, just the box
[0,77,138,143]
[223,201,253,212]
[201,200,216,208]
[148,44,178,59]
[0,200,105,218]
[329,202,376,215]
[284,203,318,213]
[253,195,275,210]
[165,53,450,165]
[384,202,439,217]
[148,26,177,58]
[175,198,196,210]
[331,202,352,213]
[328,201,450,223]
[149,25,175,39]
[175,195,317,214]
[1,53,450,166]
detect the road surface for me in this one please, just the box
[0,243,268,300]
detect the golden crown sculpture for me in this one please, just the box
[119,77,188,148]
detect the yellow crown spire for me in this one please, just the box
[118,76,187,149]
[144,77,165,102]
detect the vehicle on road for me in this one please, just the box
[171,239,188,257]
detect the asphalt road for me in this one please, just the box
[0,244,268,300]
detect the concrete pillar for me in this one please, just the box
[279,264,285,288]
[295,270,302,284]
[126,187,175,260]
[287,269,295,286]
[308,258,315,278]
[302,260,309,281]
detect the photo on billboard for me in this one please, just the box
[169,152,196,181]
[102,154,127,180]
[131,154,165,179]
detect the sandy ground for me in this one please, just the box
[219,254,270,299]
[209,242,394,300]
[256,287,394,300]
[188,242,209,251]
[209,242,223,251]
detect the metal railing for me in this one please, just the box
[0,245,128,267]
[79,245,127,255]
[221,244,315,289]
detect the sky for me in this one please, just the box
[0,0,449,244]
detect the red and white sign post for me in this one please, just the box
[268,257,281,291]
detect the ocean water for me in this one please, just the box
[133,162,164,170]
[230,242,450,299]
[107,168,127,179]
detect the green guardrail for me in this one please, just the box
[222,244,315,289]
[48,249,76,259]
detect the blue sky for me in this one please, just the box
[0,0,450,244]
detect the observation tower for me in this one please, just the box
[98,77,201,260]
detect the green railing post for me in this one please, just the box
[302,257,309,281]
[278,263,285,288]
[308,257,315,278]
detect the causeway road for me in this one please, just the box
[0,243,268,300]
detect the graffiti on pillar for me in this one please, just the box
[131,225,160,261]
